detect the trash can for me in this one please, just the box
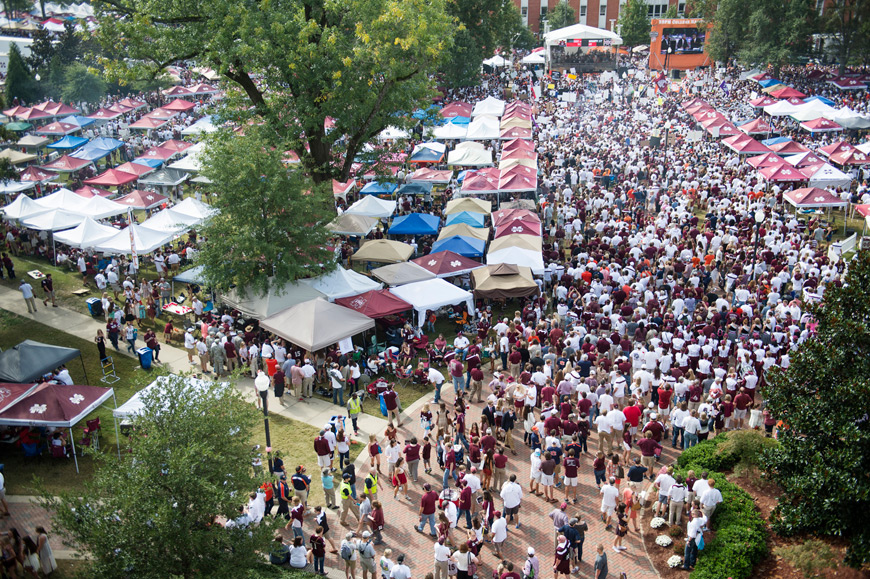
[87,297,103,317]
[136,347,153,370]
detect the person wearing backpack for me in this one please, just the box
[340,532,359,579]
[358,531,378,579]
[523,547,540,579]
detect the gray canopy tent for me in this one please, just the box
[0,340,88,384]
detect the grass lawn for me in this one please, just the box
[0,309,360,501]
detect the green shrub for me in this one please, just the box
[677,436,735,471]
[674,542,686,556]
[669,526,684,538]
[774,540,837,578]
[716,430,778,468]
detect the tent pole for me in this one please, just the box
[70,428,79,474]
[113,391,121,458]
[80,353,89,384]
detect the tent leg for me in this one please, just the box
[70,428,79,474]
[113,391,121,458]
[81,354,89,385]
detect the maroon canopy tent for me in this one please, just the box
[335,290,413,318]
[0,383,38,414]
[412,250,484,278]
[84,168,139,187]
[0,382,116,472]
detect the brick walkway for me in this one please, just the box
[290,383,670,579]
[0,496,76,559]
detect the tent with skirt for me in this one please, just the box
[335,290,413,318]
[259,297,375,352]
[471,264,539,299]
[388,278,475,328]
[783,187,848,209]
[301,267,382,301]
[0,340,88,383]
[0,382,116,472]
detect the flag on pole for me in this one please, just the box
[127,208,139,269]
[654,73,668,93]
[719,80,730,95]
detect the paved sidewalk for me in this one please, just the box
[0,496,76,559]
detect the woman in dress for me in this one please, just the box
[612,503,628,552]
[392,457,409,500]
[553,534,572,579]
[94,329,107,362]
[368,434,382,474]
[480,449,494,490]
[35,527,56,576]
[623,482,640,532]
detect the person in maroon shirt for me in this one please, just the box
[657,384,673,417]
[562,449,580,503]
[457,480,474,528]
[642,416,665,443]
[544,414,561,437]
[403,437,421,482]
[499,561,521,579]
[637,431,662,480]
[480,430,497,454]
[415,483,439,536]
[577,393,593,419]
[623,399,641,436]
[541,383,556,408]
[382,385,401,425]
[733,388,753,429]
[223,339,237,372]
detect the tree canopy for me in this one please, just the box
[762,250,870,567]
[92,0,454,184]
[41,376,273,578]
[5,44,39,105]
[194,126,338,295]
[618,0,652,48]
[547,0,577,32]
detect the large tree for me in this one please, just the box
[41,376,274,578]
[547,0,577,31]
[195,126,338,294]
[824,0,870,74]
[700,0,751,64]
[92,0,453,184]
[739,0,814,74]
[762,250,870,567]
[5,44,39,105]
[618,0,652,48]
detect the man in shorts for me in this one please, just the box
[500,474,524,529]
[562,448,580,503]
[599,477,619,531]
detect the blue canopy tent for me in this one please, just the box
[445,211,486,227]
[456,170,472,183]
[412,105,443,124]
[430,235,485,257]
[360,181,398,195]
[61,115,96,128]
[388,213,440,236]
[89,137,125,152]
[761,136,792,146]
[758,79,782,88]
[70,144,113,162]
[397,183,433,195]
[446,116,470,126]
[47,135,88,151]
[805,95,836,106]
[132,157,163,169]
[409,147,445,163]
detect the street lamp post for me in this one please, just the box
[254,371,273,472]
[750,209,765,281]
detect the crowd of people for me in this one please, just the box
[210,53,870,579]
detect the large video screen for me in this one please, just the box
[660,28,705,54]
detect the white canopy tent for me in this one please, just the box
[378,126,411,140]
[543,24,623,64]
[2,194,49,220]
[53,217,119,249]
[33,188,90,214]
[482,55,507,68]
[521,52,546,64]
[0,182,36,197]
[93,223,174,255]
[222,281,327,319]
[141,208,203,233]
[471,96,505,118]
[763,100,803,117]
[345,195,397,218]
[803,163,853,189]
[170,197,219,220]
[486,246,545,275]
[830,108,870,129]
[20,209,84,231]
[77,195,129,220]
[465,116,501,140]
[180,116,217,136]
[388,278,475,328]
[431,122,468,140]
[259,297,375,352]
[789,101,839,122]
[301,266,383,301]
[447,142,494,166]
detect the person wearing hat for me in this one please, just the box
[523,546,539,579]
[488,510,507,559]
[183,326,196,364]
[358,530,378,579]
[339,531,359,579]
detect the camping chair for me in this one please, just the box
[83,418,101,452]
[203,300,214,314]
[370,334,387,356]
[50,445,68,459]
[412,334,429,356]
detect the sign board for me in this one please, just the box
[338,337,354,354]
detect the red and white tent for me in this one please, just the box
[40,155,92,173]
[819,141,855,157]
[84,168,139,187]
[768,140,810,156]
[411,250,484,278]
[829,149,870,166]
[738,118,773,135]
[784,187,848,208]
[828,78,868,90]
[409,168,453,184]
[799,118,843,132]
[722,134,771,155]
[746,152,785,169]
[759,165,807,182]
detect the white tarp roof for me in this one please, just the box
[543,23,623,45]
[259,297,375,351]
[789,101,839,122]
[465,115,501,140]
[300,266,382,301]
[431,122,468,140]
[345,195,397,218]
[20,208,83,231]
[521,52,546,64]
[54,217,118,249]
[472,97,505,118]
[33,187,89,214]
[763,100,803,117]
[378,126,411,140]
[483,55,507,67]
[388,278,475,328]
[180,115,217,135]
[222,281,326,319]
[447,146,494,167]
[0,182,37,197]
[141,207,203,233]
[171,196,218,220]
[806,163,853,188]
[830,108,870,129]
[93,223,174,255]
[486,246,545,275]
[2,194,49,220]
[77,195,129,219]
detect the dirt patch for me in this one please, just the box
[729,473,870,579]
[638,506,701,578]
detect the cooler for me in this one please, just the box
[87,297,102,317]
[136,347,153,370]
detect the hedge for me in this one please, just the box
[676,437,769,579]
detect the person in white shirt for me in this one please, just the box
[488,511,508,558]
[595,410,612,453]
[500,474,524,528]
[433,538,452,579]
[54,366,73,386]
[654,469,676,518]
[428,367,445,404]
[184,328,196,363]
[699,479,723,519]
[453,333,470,359]
[667,475,688,526]
[682,410,702,449]
[19,280,36,313]
[683,509,705,570]
[599,477,620,530]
